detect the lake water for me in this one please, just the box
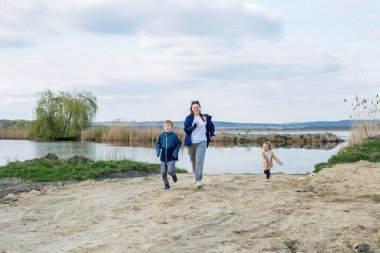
[0,131,350,174]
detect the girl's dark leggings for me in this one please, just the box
[264,169,270,179]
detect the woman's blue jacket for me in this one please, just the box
[183,114,215,147]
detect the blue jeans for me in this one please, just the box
[187,141,207,182]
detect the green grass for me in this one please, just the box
[0,158,187,182]
[314,140,380,172]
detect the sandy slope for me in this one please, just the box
[1,161,379,253]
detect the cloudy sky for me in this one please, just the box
[0,0,379,123]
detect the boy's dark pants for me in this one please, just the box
[264,169,271,179]
[161,161,176,185]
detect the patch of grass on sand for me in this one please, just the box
[0,157,187,182]
[314,140,380,172]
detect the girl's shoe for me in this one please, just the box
[164,183,170,190]
[196,181,202,188]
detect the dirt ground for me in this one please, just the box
[1,161,379,253]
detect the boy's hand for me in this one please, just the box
[172,154,177,158]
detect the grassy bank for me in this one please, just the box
[0,156,187,182]
[314,140,380,172]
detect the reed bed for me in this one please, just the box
[0,128,28,139]
[346,94,379,146]
[81,124,186,142]
[81,124,343,147]
[214,132,342,145]
[349,121,380,146]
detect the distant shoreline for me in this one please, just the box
[217,126,350,131]
[0,131,345,145]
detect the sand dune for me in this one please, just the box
[1,161,379,253]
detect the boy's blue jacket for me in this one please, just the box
[183,114,215,147]
[156,131,181,162]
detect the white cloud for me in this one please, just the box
[0,36,35,48]
[0,0,379,122]
[0,0,282,39]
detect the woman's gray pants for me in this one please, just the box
[187,141,207,182]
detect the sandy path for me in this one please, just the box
[1,161,379,253]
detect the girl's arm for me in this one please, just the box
[261,152,267,162]
[261,152,269,169]
[272,152,283,165]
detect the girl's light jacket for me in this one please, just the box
[261,150,282,170]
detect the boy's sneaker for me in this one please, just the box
[164,183,170,190]
[196,181,202,188]
[172,175,177,183]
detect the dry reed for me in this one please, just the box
[345,94,380,146]
[81,123,185,143]
[0,128,28,139]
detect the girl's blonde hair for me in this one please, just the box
[263,141,272,150]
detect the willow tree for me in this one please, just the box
[30,90,97,139]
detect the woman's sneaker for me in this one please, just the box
[196,181,202,188]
